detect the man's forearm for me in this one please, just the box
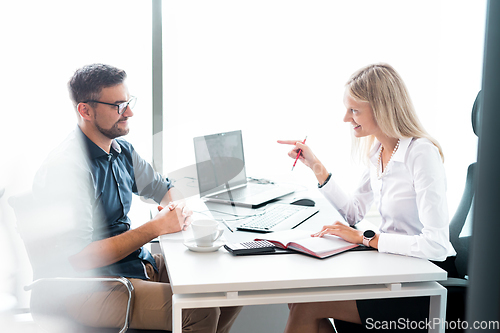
[160,187,184,207]
[70,188,185,272]
[69,220,158,271]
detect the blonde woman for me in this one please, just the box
[278,63,457,333]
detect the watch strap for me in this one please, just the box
[318,173,332,188]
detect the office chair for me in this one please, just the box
[0,186,18,314]
[9,192,170,333]
[334,91,481,333]
[436,91,481,331]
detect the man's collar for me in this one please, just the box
[111,139,122,154]
[76,126,121,159]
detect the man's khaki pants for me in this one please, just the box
[60,254,242,332]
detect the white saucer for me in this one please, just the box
[184,240,225,252]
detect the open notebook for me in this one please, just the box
[255,229,358,259]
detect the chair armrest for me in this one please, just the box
[25,277,134,333]
[439,277,468,288]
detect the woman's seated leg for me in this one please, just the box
[284,300,361,333]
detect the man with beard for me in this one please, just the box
[30,64,241,332]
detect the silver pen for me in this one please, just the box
[221,219,234,233]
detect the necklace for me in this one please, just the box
[377,139,400,180]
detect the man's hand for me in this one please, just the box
[69,198,194,272]
[154,201,193,234]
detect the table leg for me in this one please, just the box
[428,286,447,333]
[172,294,182,333]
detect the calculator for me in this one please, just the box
[224,240,276,255]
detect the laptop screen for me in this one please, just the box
[193,130,247,197]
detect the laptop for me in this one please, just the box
[193,130,294,208]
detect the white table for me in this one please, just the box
[159,196,448,333]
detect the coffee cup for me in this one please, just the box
[191,219,224,247]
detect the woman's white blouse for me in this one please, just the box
[319,137,456,261]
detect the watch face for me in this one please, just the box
[363,230,376,238]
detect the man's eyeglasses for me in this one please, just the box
[83,96,137,115]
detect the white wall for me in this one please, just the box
[1,0,153,195]
[0,0,152,314]
[162,0,486,216]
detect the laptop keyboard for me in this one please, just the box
[237,204,307,231]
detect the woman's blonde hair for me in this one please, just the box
[346,63,444,162]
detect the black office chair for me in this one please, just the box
[9,192,171,333]
[334,91,481,333]
[436,91,482,332]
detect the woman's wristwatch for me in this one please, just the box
[362,230,376,247]
[318,173,332,188]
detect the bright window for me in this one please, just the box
[162,0,487,215]
[0,0,152,311]
[1,0,153,195]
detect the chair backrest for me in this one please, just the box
[448,91,481,279]
[8,192,76,280]
[471,90,482,137]
[1,186,21,313]
[449,163,474,279]
[9,192,48,279]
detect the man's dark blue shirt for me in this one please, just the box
[32,127,172,280]
[81,127,172,279]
